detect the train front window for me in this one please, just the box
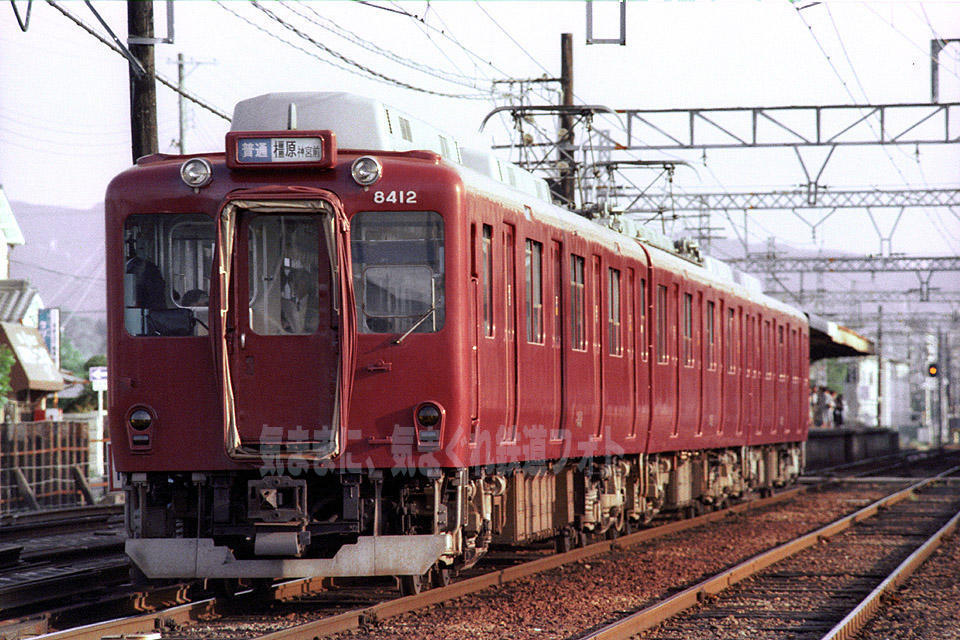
[123,213,215,337]
[248,216,320,336]
[351,211,445,334]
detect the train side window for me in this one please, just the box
[482,225,493,337]
[706,300,715,370]
[725,307,735,373]
[351,211,444,334]
[570,255,586,350]
[525,239,544,344]
[123,213,215,337]
[682,292,693,366]
[553,242,562,347]
[764,320,773,379]
[655,284,668,363]
[778,324,785,379]
[745,313,753,375]
[639,278,647,361]
[608,268,622,356]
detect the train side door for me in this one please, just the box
[229,209,339,448]
[504,224,518,441]
[592,255,603,438]
[551,240,564,441]
[648,274,678,450]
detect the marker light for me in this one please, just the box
[129,408,153,431]
[180,158,213,188]
[416,403,441,428]
[351,156,382,186]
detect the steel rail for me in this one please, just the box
[29,488,806,640]
[252,486,809,640]
[577,465,960,640]
[34,459,912,640]
[819,505,960,640]
[30,577,327,640]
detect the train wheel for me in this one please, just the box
[398,573,425,596]
[129,564,150,589]
[210,578,241,598]
[555,529,574,553]
[432,565,452,588]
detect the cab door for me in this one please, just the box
[224,207,342,451]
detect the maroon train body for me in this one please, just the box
[106,93,808,589]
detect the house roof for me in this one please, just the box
[0,321,63,392]
[0,186,26,246]
[0,280,40,323]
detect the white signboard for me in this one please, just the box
[237,137,324,163]
[90,365,108,391]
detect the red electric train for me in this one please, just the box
[106,92,808,593]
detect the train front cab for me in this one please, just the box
[114,142,476,583]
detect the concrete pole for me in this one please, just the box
[559,33,576,209]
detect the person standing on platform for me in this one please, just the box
[834,393,844,428]
[813,386,828,427]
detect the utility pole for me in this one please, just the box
[876,305,883,430]
[937,325,944,447]
[128,0,158,163]
[170,54,215,154]
[177,52,185,154]
[559,33,576,208]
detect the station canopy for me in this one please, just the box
[806,313,874,361]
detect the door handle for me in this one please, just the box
[366,359,392,372]
[240,332,246,349]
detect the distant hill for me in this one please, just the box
[8,200,105,358]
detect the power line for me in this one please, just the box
[796,5,960,256]
[11,259,105,282]
[862,2,960,84]
[249,1,491,100]
[280,1,490,88]
[45,1,231,122]
[823,5,960,252]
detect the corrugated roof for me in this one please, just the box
[0,280,39,323]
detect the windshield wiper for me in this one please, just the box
[393,306,436,344]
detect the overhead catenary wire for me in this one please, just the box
[796,5,960,256]
[279,1,492,88]
[863,1,960,84]
[821,4,960,254]
[248,1,492,100]
[45,0,231,122]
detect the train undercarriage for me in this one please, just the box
[125,442,802,593]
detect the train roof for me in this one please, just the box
[231,92,803,322]
[452,162,805,321]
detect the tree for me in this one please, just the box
[60,338,87,374]
[60,353,107,414]
[0,345,14,405]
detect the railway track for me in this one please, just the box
[23,452,960,640]
[582,467,960,640]
[27,481,899,640]
[0,505,133,635]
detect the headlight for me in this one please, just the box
[180,158,213,188]
[129,408,153,431]
[351,156,382,186]
[416,403,441,428]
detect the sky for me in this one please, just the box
[1,1,958,288]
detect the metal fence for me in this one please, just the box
[0,420,101,513]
